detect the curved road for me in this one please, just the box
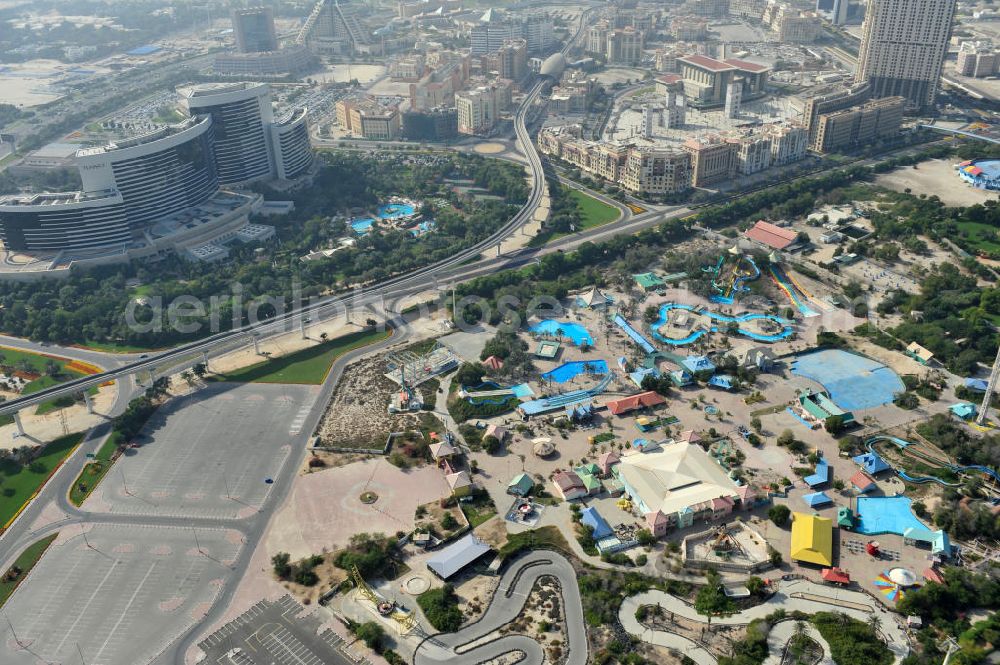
[412,550,587,665]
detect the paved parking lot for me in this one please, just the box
[2,524,243,665]
[95,383,316,519]
[199,596,366,665]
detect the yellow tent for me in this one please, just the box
[790,512,833,566]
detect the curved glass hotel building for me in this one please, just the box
[0,82,312,253]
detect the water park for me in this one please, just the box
[704,249,760,305]
[649,303,793,345]
[541,360,609,384]
[348,197,424,237]
[864,434,1000,492]
[529,320,594,347]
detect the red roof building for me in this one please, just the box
[482,355,504,371]
[744,221,798,250]
[723,58,769,73]
[605,391,667,416]
[850,470,877,493]
[656,73,683,85]
[678,54,737,72]
[923,567,944,584]
[821,567,851,585]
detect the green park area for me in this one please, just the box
[956,221,1000,255]
[212,328,392,385]
[568,189,621,230]
[0,347,100,416]
[68,434,119,507]
[0,533,57,607]
[0,432,84,526]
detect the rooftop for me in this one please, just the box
[678,54,738,73]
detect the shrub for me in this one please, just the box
[768,504,791,527]
[418,584,464,631]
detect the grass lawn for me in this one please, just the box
[79,340,159,353]
[0,432,84,527]
[461,501,497,528]
[212,328,391,384]
[956,221,1000,254]
[530,189,621,246]
[498,525,572,557]
[0,346,102,414]
[69,433,122,507]
[0,534,57,607]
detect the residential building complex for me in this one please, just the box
[456,80,512,135]
[855,0,957,111]
[957,41,1000,78]
[811,96,905,153]
[470,11,555,55]
[336,96,402,140]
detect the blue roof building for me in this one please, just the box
[708,374,735,390]
[803,491,833,508]
[950,402,977,420]
[581,506,614,540]
[682,355,716,374]
[965,378,989,392]
[670,369,693,387]
[853,451,891,475]
[804,458,831,487]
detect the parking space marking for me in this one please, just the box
[92,560,158,662]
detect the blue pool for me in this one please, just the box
[350,218,375,235]
[790,349,905,411]
[542,360,609,384]
[855,496,928,536]
[530,320,594,346]
[649,304,793,345]
[377,202,416,220]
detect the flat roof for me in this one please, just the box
[678,54,737,73]
[723,58,770,73]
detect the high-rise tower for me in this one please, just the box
[232,7,279,53]
[854,0,956,112]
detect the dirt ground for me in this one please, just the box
[0,381,117,451]
[876,158,1000,208]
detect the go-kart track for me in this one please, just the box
[411,549,907,665]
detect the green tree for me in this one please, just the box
[695,570,736,626]
[768,504,791,527]
[354,621,385,651]
[271,552,292,580]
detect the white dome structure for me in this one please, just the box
[539,53,567,79]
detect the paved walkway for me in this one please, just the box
[619,579,908,665]
[763,621,833,665]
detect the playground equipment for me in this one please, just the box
[866,435,1000,489]
[711,525,746,557]
[705,251,760,305]
[352,565,419,634]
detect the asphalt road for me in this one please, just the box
[412,550,587,665]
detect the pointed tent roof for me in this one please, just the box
[446,470,472,491]
[853,451,891,475]
[837,506,855,528]
[430,441,458,459]
[482,355,504,371]
[577,286,611,308]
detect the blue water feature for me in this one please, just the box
[867,435,992,487]
[649,303,793,345]
[542,360,609,384]
[530,320,594,346]
[791,350,904,411]
[710,256,761,305]
[855,496,929,536]
[350,218,375,235]
[613,314,656,354]
[377,202,416,220]
[511,384,535,398]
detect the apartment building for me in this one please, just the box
[855,0,956,111]
[811,96,905,152]
[957,41,1000,78]
[683,136,736,187]
[456,80,512,135]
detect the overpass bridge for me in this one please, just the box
[919,124,1000,144]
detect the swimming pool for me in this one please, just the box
[790,349,905,411]
[377,202,416,220]
[530,320,594,346]
[542,360,609,384]
[855,496,928,536]
[649,304,793,345]
[350,218,375,235]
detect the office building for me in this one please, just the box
[0,190,130,252]
[481,39,527,84]
[957,41,1000,78]
[470,12,554,55]
[180,82,275,186]
[408,54,469,111]
[336,96,401,140]
[727,134,772,175]
[855,0,956,111]
[729,0,767,19]
[607,27,644,65]
[456,80,512,135]
[678,55,768,107]
[402,108,458,141]
[76,117,219,230]
[801,82,873,145]
[811,96,905,152]
[232,7,278,53]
